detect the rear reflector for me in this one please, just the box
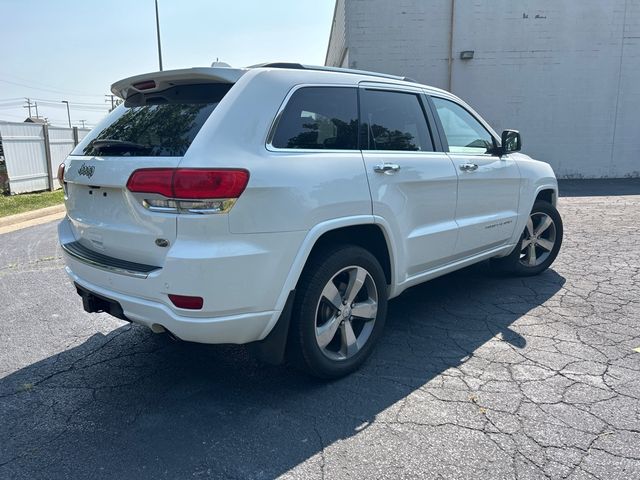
[127,168,249,200]
[168,294,203,310]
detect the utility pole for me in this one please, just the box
[78,120,86,128]
[62,100,71,128]
[34,102,39,119]
[155,0,163,71]
[105,94,116,111]
[24,98,33,117]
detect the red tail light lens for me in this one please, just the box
[126,168,174,197]
[168,294,203,310]
[126,168,249,199]
[172,169,249,199]
[57,163,65,187]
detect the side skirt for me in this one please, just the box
[391,244,515,298]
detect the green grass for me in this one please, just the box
[0,189,64,217]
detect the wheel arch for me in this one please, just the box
[265,216,396,333]
[251,217,396,364]
[503,181,559,257]
[535,187,557,207]
[305,224,393,286]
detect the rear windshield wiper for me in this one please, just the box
[91,139,153,153]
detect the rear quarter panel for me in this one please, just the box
[181,70,372,234]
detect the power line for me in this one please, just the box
[0,74,105,97]
[0,98,25,105]
[32,98,107,107]
[30,103,108,111]
[0,102,24,109]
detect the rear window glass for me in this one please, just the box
[71,83,232,157]
[271,87,358,150]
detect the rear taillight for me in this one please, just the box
[126,168,249,214]
[172,169,249,199]
[57,163,65,187]
[126,168,174,197]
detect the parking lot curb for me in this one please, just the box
[0,205,66,234]
[0,204,66,228]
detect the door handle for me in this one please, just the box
[459,163,478,172]
[374,163,401,174]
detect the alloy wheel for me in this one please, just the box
[519,212,557,267]
[314,265,378,361]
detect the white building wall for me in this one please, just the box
[326,0,349,67]
[326,0,640,178]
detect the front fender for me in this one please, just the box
[503,155,559,253]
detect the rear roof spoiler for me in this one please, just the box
[111,67,247,99]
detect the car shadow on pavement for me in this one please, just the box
[0,263,565,479]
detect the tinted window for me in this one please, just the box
[271,87,358,150]
[72,83,232,157]
[432,97,494,154]
[359,89,433,151]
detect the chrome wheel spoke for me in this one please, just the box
[316,315,341,348]
[321,280,342,311]
[526,217,534,237]
[535,215,553,236]
[351,299,377,320]
[521,237,532,250]
[344,267,367,305]
[340,320,358,357]
[537,238,554,251]
[527,242,537,266]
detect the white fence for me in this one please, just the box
[0,122,90,194]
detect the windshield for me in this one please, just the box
[71,83,232,157]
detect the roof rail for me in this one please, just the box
[249,62,418,84]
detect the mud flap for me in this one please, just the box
[248,290,295,365]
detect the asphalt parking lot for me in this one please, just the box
[1,180,639,479]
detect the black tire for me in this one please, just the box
[491,200,563,276]
[289,245,388,379]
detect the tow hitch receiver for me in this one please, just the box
[75,283,130,322]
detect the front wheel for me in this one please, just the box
[491,200,563,276]
[289,245,388,378]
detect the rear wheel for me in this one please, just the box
[491,200,563,276]
[289,245,388,378]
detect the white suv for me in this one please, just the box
[58,63,563,378]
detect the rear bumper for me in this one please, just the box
[58,216,305,344]
[66,267,277,344]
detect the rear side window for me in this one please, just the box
[360,89,434,152]
[71,83,232,157]
[270,87,358,150]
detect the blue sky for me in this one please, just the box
[0,0,335,127]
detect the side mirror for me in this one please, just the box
[500,129,521,155]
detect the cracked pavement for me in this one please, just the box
[1,181,639,479]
